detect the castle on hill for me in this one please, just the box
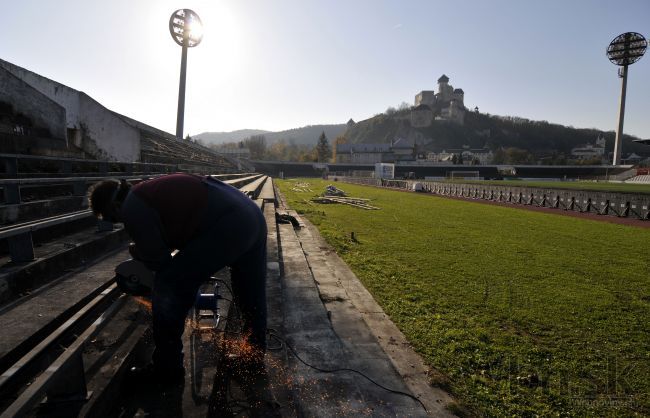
[411,74,466,126]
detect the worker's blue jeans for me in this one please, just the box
[151,183,267,372]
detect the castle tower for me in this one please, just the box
[437,74,452,102]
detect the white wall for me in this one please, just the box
[78,94,140,161]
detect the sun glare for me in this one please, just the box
[187,18,204,42]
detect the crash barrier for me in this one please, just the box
[338,177,650,220]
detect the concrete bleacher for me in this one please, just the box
[140,135,237,173]
[626,174,650,184]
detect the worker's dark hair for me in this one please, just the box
[88,179,130,218]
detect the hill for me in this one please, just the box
[195,124,346,147]
[193,129,270,145]
[344,109,650,161]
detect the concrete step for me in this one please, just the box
[276,219,431,416]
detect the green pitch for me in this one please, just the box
[277,178,650,417]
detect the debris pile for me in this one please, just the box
[324,185,347,197]
[312,186,380,210]
[291,182,313,192]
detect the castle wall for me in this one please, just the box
[415,91,435,106]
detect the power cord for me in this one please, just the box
[266,329,428,413]
[212,280,428,413]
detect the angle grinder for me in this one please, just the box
[114,259,154,297]
[114,259,221,314]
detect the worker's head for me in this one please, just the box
[88,179,130,222]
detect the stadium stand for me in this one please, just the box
[626,174,650,184]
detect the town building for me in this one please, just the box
[427,147,493,165]
[335,138,415,164]
[571,135,606,161]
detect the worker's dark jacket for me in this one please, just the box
[121,173,239,271]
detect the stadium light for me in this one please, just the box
[606,32,647,165]
[169,9,203,140]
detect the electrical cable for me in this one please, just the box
[266,329,428,413]
[216,289,427,412]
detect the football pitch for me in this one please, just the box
[276,178,650,417]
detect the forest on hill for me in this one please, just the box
[344,108,650,164]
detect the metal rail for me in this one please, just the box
[0,294,126,417]
[0,285,120,398]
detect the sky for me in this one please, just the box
[2,1,649,138]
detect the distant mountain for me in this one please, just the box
[193,129,270,145]
[194,124,347,147]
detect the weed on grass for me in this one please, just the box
[277,178,650,417]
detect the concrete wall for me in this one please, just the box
[0,67,66,140]
[0,59,140,161]
[0,59,81,130]
[78,94,140,161]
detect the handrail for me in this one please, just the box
[0,174,164,186]
[0,210,93,239]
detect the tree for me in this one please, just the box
[398,101,411,111]
[242,135,267,159]
[316,131,331,163]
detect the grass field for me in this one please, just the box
[444,179,650,195]
[277,178,650,417]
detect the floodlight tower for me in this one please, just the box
[169,9,203,139]
[606,32,647,165]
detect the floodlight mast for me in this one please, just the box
[606,32,647,165]
[169,9,203,140]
